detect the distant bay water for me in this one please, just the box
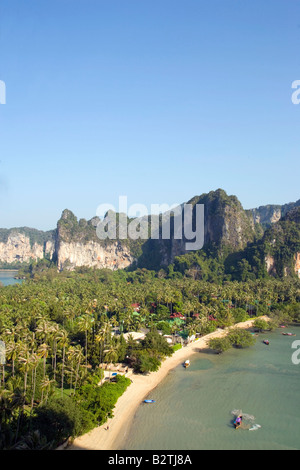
[120,326,300,450]
[0,270,23,287]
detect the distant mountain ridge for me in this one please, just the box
[247,199,300,228]
[0,189,299,280]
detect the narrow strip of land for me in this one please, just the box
[68,317,267,451]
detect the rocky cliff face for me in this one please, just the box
[55,209,135,271]
[56,239,134,271]
[0,212,135,271]
[0,233,44,264]
[256,207,300,279]
[0,229,55,265]
[265,252,300,279]
[0,191,299,276]
[295,253,300,278]
[248,199,300,228]
[137,189,257,268]
[188,189,256,251]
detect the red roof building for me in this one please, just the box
[170,312,186,320]
[131,303,140,312]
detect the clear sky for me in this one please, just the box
[0,0,299,231]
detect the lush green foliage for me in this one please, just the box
[0,266,299,448]
[76,375,131,426]
[227,329,256,348]
[209,337,232,353]
[209,328,256,353]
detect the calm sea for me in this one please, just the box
[120,326,300,450]
[0,270,22,287]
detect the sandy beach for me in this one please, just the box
[68,317,267,451]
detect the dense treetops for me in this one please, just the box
[0,264,299,448]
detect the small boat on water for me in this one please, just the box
[184,360,190,368]
[282,333,296,336]
[233,415,243,429]
[144,399,155,403]
[263,340,269,345]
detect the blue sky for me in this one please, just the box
[0,0,299,230]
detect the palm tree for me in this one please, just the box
[18,346,32,407]
[95,325,108,366]
[57,329,69,395]
[104,345,118,381]
[29,353,39,411]
[77,314,94,368]
[36,320,53,345]
[72,345,84,395]
[50,325,65,382]
[37,343,49,380]
[5,341,19,378]
[66,345,78,392]
[40,376,55,405]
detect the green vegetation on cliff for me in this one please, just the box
[0,263,299,448]
[0,227,55,248]
[0,190,299,283]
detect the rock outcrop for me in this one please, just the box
[295,253,300,278]
[56,239,134,271]
[248,199,300,228]
[0,229,55,265]
[0,190,299,277]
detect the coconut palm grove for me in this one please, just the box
[0,262,299,449]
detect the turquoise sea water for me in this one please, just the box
[0,270,22,287]
[121,326,300,450]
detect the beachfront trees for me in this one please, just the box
[209,337,232,354]
[227,329,256,348]
[31,395,93,447]
[209,329,256,353]
[253,318,270,332]
[126,328,173,374]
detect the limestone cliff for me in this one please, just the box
[137,189,257,269]
[56,239,134,271]
[295,253,300,278]
[0,228,55,266]
[226,206,300,280]
[248,199,300,228]
[0,191,299,277]
[55,209,135,271]
[263,207,300,278]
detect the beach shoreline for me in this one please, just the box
[67,316,268,451]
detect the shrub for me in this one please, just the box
[76,375,131,426]
[231,308,249,323]
[253,318,270,331]
[171,343,182,352]
[209,337,232,353]
[227,328,256,348]
[31,396,94,447]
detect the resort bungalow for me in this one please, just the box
[123,331,146,343]
[131,303,140,312]
[170,312,186,320]
[163,334,183,345]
